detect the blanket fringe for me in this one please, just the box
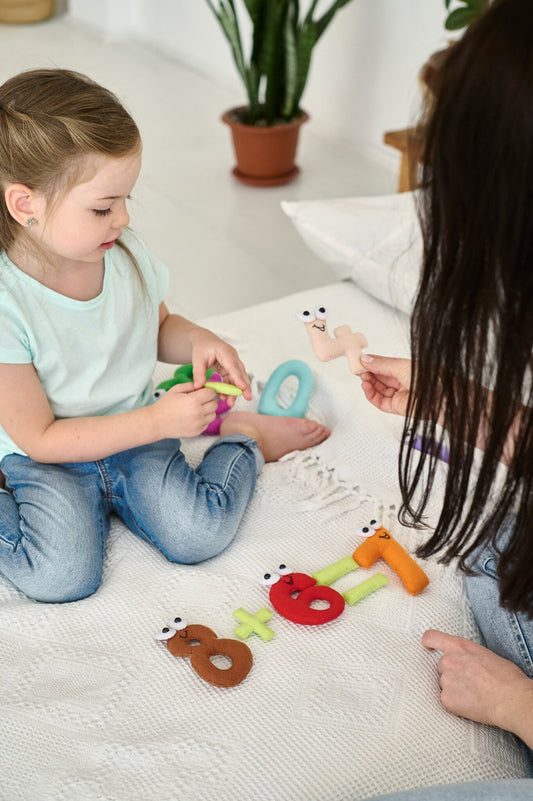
[278,450,397,528]
[251,373,397,528]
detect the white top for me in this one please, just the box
[0,230,169,461]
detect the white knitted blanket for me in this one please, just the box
[0,282,524,801]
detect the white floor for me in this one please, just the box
[1,14,397,321]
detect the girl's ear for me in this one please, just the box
[4,184,41,227]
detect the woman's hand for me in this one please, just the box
[422,629,533,748]
[359,355,412,417]
[151,383,219,439]
[189,328,252,401]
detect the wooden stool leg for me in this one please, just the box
[384,127,423,193]
[398,151,411,193]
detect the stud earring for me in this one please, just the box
[26,217,38,228]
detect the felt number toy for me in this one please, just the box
[153,363,198,395]
[257,359,313,418]
[296,305,368,375]
[261,564,345,625]
[154,364,241,435]
[352,521,429,596]
[156,617,253,688]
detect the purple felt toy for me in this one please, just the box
[203,373,232,435]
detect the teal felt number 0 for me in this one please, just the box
[258,359,313,418]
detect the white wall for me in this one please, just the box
[68,0,141,37]
[67,0,452,167]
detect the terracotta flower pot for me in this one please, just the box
[0,0,55,23]
[222,107,309,187]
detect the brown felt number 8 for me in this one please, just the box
[166,623,253,687]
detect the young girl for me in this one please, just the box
[360,0,533,785]
[0,68,329,604]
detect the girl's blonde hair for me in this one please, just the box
[0,68,142,257]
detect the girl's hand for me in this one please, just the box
[152,383,218,439]
[189,329,252,401]
[157,306,252,402]
[422,629,533,746]
[359,355,412,417]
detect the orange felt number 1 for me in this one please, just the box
[352,524,429,596]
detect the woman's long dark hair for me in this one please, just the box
[401,0,533,614]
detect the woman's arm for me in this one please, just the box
[0,362,218,463]
[422,629,533,750]
[157,302,252,400]
[359,354,523,465]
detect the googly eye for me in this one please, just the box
[369,519,381,530]
[296,309,316,323]
[155,626,176,641]
[153,388,166,400]
[277,564,293,576]
[260,572,281,586]
[169,616,187,631]
[355,525,375,539]
[314,306,328,320]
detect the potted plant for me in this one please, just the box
[443,0,490,31]
[205,0,356,186]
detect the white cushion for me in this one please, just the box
[282,191,423,316]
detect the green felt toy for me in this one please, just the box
[156,363,210,391]
[155,364,242,435]
[204,381,243,396]
[156,364,242,395]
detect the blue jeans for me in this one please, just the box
[0,435,263,603]
[465,517,533,777]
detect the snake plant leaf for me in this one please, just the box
[246,61,261,123]
[219,5,254,101]
[263,0,289,124]
[315,0,355,42]
[206,2,247,85]
[248,0,267,71]
[444,6,478,30]
[253,0,280,78]
[294,0,351,112]
[242,0,262,22]
[302,0,320,25]
[282,5,298,118]
[294,18,317,114]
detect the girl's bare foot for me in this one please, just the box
[219,411,330,462]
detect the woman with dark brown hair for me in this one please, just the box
[360,0,533,787]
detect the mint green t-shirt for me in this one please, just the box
[0,231,169,461]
